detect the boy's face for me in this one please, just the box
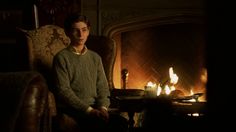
[69,21,90,45]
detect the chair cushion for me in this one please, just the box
[21,25,70,70]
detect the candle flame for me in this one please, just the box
[146,81,156,87]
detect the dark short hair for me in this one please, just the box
[64,12,90,33]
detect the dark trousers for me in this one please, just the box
[59,108,128,132]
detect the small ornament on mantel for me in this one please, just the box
[121,68,129,89]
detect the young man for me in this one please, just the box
[52,13,127,132]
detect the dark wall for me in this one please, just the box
[0,0,34,72]
[206,0,236,130]
[0,0,35,28]
[0,0,82,72]
[0,42,29,72]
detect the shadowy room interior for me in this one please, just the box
[2,0,234,131]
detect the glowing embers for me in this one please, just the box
[187,113,204,117]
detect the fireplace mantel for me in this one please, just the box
[102,12,205,38]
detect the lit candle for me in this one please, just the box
[33,4,39,29]
[144,81,157,98]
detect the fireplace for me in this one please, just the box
[103,14,207,101]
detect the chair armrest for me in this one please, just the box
[48,91,57,116]
[0,71,51,132]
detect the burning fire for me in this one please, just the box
[144,67,206,102]
[169,67,179,85]
[189,89,197,102]
[145,67,179,96]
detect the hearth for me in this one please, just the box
[104,14,207,101]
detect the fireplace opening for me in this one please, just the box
[104,14,207,101]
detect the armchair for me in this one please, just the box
[0,71,50,132]
[17,25,117,131]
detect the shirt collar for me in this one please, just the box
[68,45,88,55]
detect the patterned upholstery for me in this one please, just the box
[20,25,70,75]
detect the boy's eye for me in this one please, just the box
[82,28,88,32]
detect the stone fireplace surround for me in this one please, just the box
[102,12,207,100]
